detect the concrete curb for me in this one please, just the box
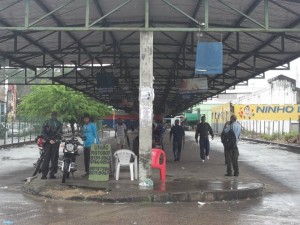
[241,137,300,151]
[0,140,35,149]
[22,181,264,203]
[215,133,300,151]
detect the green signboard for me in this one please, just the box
[89,144,111,182]
[185,113,199,121]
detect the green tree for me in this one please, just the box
[17,85,112,133]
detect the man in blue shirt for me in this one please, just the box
[169,119,185,162]
[81,114,100,177]
[223,115,241,176]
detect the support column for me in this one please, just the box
[139,31,154,187]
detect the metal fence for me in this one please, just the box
[239,119,298,136]
[213,119,300,141]
[0,114,51,146]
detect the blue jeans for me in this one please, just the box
[199,137,210,160]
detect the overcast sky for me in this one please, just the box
[204,58,300,104]
[228,57,300,93]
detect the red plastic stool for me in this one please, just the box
[151,148,166,181]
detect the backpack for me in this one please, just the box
[221,124,237,149]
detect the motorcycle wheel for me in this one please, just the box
[62,162,70,183]
[32,158,43,176]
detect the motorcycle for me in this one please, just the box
[59,137,82,183]
[32,135,45,176]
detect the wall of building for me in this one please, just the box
[233,75,299,135]
[192,104,220,125]
[211,103,233,133]
[234,76,298,105]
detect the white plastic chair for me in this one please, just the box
[114,149,138,181]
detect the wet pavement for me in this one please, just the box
[22,132,264,202]
[0,131,300,224]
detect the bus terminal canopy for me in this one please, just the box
[0,0,300,115]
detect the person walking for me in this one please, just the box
[81,114,100,177]
[169,119,185,162]
[115,119,127,149]
[195,116,214,162]
[40,111,63,179]
[223,115,241,176]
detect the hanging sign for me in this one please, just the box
[97,71,114,93]
[195,42,223,75]
[178,77,208,94]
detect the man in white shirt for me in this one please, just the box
[115,119,127,149]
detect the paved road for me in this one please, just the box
[0,132,300,225]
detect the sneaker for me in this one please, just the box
[206,156,210,160]
[202,160,205,163]
[234,173,239,177]
[49,175,57,179]
[225,173,232,177]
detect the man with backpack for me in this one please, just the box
[222,115,241,177]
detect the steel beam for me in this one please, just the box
[217,0,265,29]
[89,0,133,27]
[29,0,74,27]
[264,0,269,29]
[162,0,202,26]
[145,0,149,29]
[0,26,300,33]
[34,0,101,65]
[0,0,22,13]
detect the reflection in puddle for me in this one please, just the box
[153,179,262,192]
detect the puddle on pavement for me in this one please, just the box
[43,187,106,199]
[152,179,262,192]
[2,157,33,161]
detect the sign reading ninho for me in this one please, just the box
[235,104,300,120]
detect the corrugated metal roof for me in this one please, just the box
[0,0,299,114]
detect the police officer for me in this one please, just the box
[195,116,214,162]
[40,111,63,179]
[169,119,185,162]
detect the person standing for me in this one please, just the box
[195,116,214,162]
[82,114,100,177]
[169,119,185,162]
[115,119,127,149]
[157,121,165,150]
[223,115,241,176]
[81,114,100,177]
[40,111,63,179]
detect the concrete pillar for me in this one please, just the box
[139,31,154,187]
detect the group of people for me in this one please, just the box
[169,115,241,176]
[40,112,99,179]
[40,111,241,179]
[41,114,136,180]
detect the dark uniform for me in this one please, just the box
[40,116,62,179]
[195,122,214,161]
[169,123,185,161]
